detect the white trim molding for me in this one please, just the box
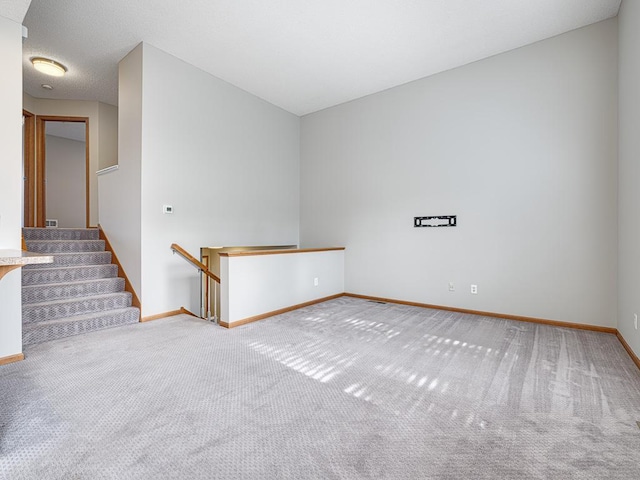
[96,164,118,176]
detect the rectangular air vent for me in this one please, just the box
[45,219,58,228]
[414,215,457,228]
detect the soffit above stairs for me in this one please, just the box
[18,0,621,116]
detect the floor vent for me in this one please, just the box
[45,219,58,228]
[367,300,387,305]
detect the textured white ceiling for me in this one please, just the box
[17,0,622,116]
[0,0,31,23]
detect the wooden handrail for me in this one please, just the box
[171,243,221,283]
[219,247,345,257]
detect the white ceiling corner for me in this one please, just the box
[0,0,32,23]
[20,0,622,116]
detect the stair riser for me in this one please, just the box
[21,227,140,345]
[22,265,119,286]
[23,228,99,241]
[23,252,112,269]
[23,309,140,346]
[22,278,125,304]
[23,293,132,324]
[26,240,106,254]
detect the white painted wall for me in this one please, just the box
[220,250,345,324]
[140,43,300,317]
[98,44,143,295]
[100,43,301,316]
[618,0,640,355]
[45,134,86,228]
[98,102,118,170]
[22,90,38,113]
[300,19,619,327]
[0,15,25,359]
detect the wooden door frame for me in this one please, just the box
[23,110,35,227]
[36,115,90,228]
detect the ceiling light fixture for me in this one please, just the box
[31,57,67,77]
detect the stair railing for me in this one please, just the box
[170,243,220,324]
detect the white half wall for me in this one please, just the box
[618,0,640,356]
[300,19,618,327]
[0,15,24,360]
[220,250,345,324]
[45,135,86,228]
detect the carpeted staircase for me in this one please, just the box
[22,227,140,345]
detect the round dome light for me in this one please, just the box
[31,57,67,77]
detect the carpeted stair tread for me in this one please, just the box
[23,251,112,268]
[22,264,119,286]
[23,292,133,324]
[22,307,140,346]
[21,227,138,344]
[22,227,99,241]
[22,277,126,304]
[25,239,106,253]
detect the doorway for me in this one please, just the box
[35,116,90,228]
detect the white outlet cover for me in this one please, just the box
[163,205,174,214]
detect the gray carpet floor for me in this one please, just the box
[2,296,640,479]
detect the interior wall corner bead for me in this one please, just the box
[414,215,457,228]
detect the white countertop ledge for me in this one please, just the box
[0,250,54,266]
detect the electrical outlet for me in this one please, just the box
[314,277,319,287]
[635,314,638,330]
[471,284,478,295]
[448,282,455,292]
[163,205,173,214]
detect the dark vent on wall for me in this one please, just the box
[414,215,457,228]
